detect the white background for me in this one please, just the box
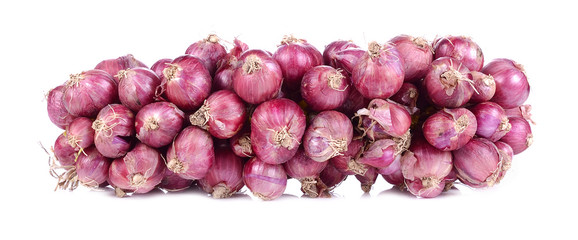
[1,0,575,239]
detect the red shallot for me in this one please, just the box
[301,65,351,111]
[251,98,306,164]
[93,104,135,158]
[434,36,484,71]
[243,157,287,200]
[390,35,433,82]
[166,126,214,180]
[453,138,502,188]
[76,147,111,188]
[499,117,533,154]
[352,42,405,99]
[108,143,165,195]
[63,70,118,117]
[198,147,244,198]
[471,102,511,142]
[482,58,530,109]
[424,57,474,108]
[135,102,185,148]
[160,55,212,111]
[303,110,353,162]
[233,49,283,104]
[273,35,323,90]
[46,85,75,129]
[422,108,477,151]
[117,67,162,111]
[185,34,227,76]
[283,148,328,197]
[190,90,246,139]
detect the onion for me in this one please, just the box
[330,139,365,175]
[331,48,366,75]
[356,99,411,140]
[390,82,419,114]
[336,88,369,118]
[62,69,118,117]
[160,55,212,111]
[230,127,253,158]
[273,35,323,90]
[469,71,496,103]
[233,49,283,104]
[283,148,328,198]
[453,138,502,188]
[319,161,348,191]
[422,108,477,151]
[108,143,165,195]
[482,58,530,108]
[150,58,172,80]
[166,126,214,180]
[95,54,147,83]
[400,137,453,198]
[352,42,405,99]
[494,141,513,183]
[504,104,535,125]
[303,110,353,162]
[424,57,474,108]
[185,34,227,76]
[190,90,247,139]
[358,138,407,168]
[53,132,78,167]
[135,102,185,148]
[158,168,193,192]
[378,154,404,188]
[214,38,249,91]
[117,67,162,111]
[243,157,287,200]
[389,35,433,82]
[499,117,533,154]
[471,102,511,142]
[301,65,351,111]
[66,117,95,151]
[355,167,378,193]
[46,85,75,129]
[198,147,244,198]
[76,147,111,188]
[251,98,306,164]
[93,104,135,158]
[433,36,484,71]
[323,40,360,68]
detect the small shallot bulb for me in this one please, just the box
[422,108,477,151]
[358,138,408,169]
[251,98,306,164]
[330,139,366,175]
[53,133,77,166]
[319,161,348,191]
[355,167,378,193]
[166,126,215,180]
[283,148,328,198]
[198,147,244,198]
[352,42,405,99]
[482,58,530,109]
[469,71,496,103]
[117,67,162,112]
[301,65,351,111]
[233,49,283,104]
[150,58,173,80]
[424,57,474,108]
[65,117,95,151]
[76,147,111,188]
[108,143,165,195]
[504,104,535,125]
[378,154,404,188]
[63,70,118,117]
[185,34,227,76]
[494,141,514,183]
[434,36,484,71]
[273,35,324,90]
[190,90,247,139]
[303,110,354,162]
[213,38,249,91]
[356,99,411,140]
[160,55,212,111]
[453,138,502,188]
[93,104,135,158]
[471,102,511,142]
[46,85,75,129]
[95,54,147,83]
[401,137,453,198]
[389,35,433,82]
[158,168,193,192]
[135,102,185,148]
[390,83,419,114]
[230,127,253,158]
[499,117,533,155]
[323,40,360,68]
[331,48,366,75]
[243,157,287,201]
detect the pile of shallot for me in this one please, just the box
[46,34,533,199]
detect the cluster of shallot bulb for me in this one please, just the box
[46,34,533,199]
